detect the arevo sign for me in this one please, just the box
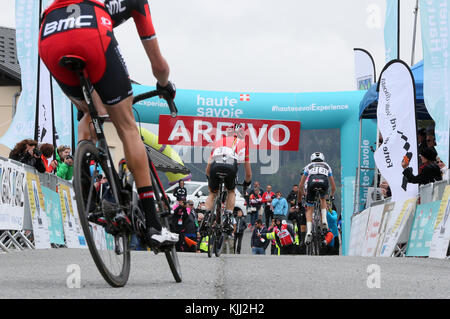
[158,115,301,151]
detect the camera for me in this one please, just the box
[33,147,42,157]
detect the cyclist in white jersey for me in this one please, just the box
[297,152,336,245]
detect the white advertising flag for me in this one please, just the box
[353,48,376,91]
[375,60,419,202]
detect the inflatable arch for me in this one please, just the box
[138,127,192,185]
[132,84,370,255]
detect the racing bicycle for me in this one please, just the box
[204,175,246,258]
[305,190,330,256]
[60,55,181,287]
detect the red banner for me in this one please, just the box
[158,115,301,151]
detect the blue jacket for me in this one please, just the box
[272,197,288,217]
[327,210,339,247]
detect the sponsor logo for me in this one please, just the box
[195,94,245,118]
[106,0,126,15]
[43,15,94,37]
[158,115,301,151]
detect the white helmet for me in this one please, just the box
[310,152,325,162]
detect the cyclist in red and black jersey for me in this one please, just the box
[205,124,252,227]
[39,0,178,246]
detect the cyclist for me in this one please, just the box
[204,123,252,230]
[297,152,336,245]
[38,0,179,247]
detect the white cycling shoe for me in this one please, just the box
[148,227,179,246]
[305,232,312,245]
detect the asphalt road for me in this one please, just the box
[1,228,449,300]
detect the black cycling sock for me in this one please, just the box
[138,186,162,232]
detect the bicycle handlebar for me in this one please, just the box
[133,89,178,118]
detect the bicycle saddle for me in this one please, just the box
[59,55,86,71]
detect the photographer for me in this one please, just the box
[9,139,46,173]
[39,143,57,173]
[56,145,74,181]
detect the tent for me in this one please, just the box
[358,60,431,120]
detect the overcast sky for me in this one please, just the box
[1,0,423,93]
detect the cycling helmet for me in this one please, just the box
[310,152,325,162]
[226,123,245,139]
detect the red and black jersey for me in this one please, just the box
[44,0,156,40]
[104,0,156,40]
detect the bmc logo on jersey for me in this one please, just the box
[43,15,94,37]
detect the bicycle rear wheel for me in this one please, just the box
[207,211,215,258]
[73,140,131,287]
[213,196,224,257]
[148,161,182,283]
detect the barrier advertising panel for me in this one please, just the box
[379,198,417,256]
[348,208,370,256]
[26,172,51,249]
[362,204,385,257]
[0,161,26,230]
[41,186,65,245]
[375,201,396,256]
[406,201,441,256]
[58,183,86,248]
[429,185,450,259]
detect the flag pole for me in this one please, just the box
[411,0,419,66]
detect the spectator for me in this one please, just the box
[55,145,73,180]
[233,209,247,254]
[263,218,296,255]
[251,219,267,255]
[173,180,187,202]
[39,143,57,173]
[417,128,427,157]
[287,185,299,223]
[326,202,340,255]
[9,139,46,173]
[184,200,198,252]
[437,157,449,181]
[266,219,279,255]
[248,187,262,229]
[402,147,442,185]
[426,134,436,149]
[286,185,298,209]
[262,185,275,227]
[272,190,288,221]
[380,181,391,198]
[171,200,189,252]
[118,158,134,191]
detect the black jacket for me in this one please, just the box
[251,226,267,248]
[9,152,46,173]
[235,216,247,234]
[286,191,297,208]
[173,186,187,201]
[403,162,442,185]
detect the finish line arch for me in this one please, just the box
[132,84,369,255]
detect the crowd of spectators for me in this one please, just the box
[8,139,74,181]
[377,126,448,201]
[162,180,341,256]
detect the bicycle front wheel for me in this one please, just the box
[73,141,131,287]
[148,161,182,283]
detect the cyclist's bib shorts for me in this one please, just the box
[208,161,238,192]
[39,2,133,106]
[305,174,329,206]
